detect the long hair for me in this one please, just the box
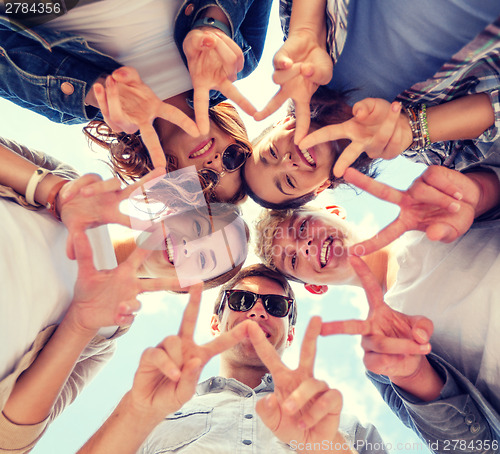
[83,102,252,204]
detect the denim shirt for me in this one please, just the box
[140,374,388,454]
[368,354,500,454]
[0,0,272,124]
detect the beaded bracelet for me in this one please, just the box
[46,180,70,222]
[403,105,431,151]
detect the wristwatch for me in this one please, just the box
[192,16,231,37]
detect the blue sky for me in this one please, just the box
[0,1,432,452]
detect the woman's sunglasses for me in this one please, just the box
[198,144,251,191]
[222,289,294,318]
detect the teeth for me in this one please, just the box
[165,236,174,264]
[191,139,213,158]
[320,237,334,267]
[300,149,316,166]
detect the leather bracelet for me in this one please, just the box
[25,168,51,206]
[192,16,231,37]
[46,180,69,222]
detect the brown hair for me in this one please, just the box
[213,264,297,326]
[83,102,252,204]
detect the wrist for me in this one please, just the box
[466,170,500,217]
[288,27,327,50]
[60,305,100,340]
[125,390,167,427]
[196,6,231,35]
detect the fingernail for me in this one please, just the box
[448,202,461,213]
[453,192,463,201]
[415,328,428,342]
[420,344,431,353]
[169,369,180,380]
[392,102,402,112]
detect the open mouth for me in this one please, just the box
[164,235,175,265]
[320,236,334,268]
[189,138,214,159]
[298,147,316,167]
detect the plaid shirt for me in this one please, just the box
[279,1,500,173]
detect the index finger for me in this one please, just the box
[202,320,250,359]
[298,124,349,150]
[332,142,365,178]
[218,81,257,117]
[253,89,289,121]
[320,319,370,336]
[139,123,167,169]
[192,86,211,136]
[293,101,312,145]
[247,322,287,375]
[344,168,404,206]
[349,256,385,311]
[298,316,321,373]
[73,231,96,274]
[350,218,407,256]
[178,284,204,339]
[158,103,200,138]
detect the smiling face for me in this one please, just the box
[157,119,246,203]
[271,211,359,285]
[138,208,248,289]
[212,276,295,366]
[244,118,336,206]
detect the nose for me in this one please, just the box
[246,299,268,320]
[204,152,223,173]
[298,239,313,259]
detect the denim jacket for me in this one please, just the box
[368,354,500,454]
[0,0,272,124]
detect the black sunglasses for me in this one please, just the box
[198,144,251,191]
[222,289,294,318]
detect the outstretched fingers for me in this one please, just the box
[140,123,167,169]
[349,219,408,256]
[247,322,287,376]
[203,320,250,360]
[320,319,370,336]
[349,256,385,310]
[298,316,322,373]
[73,231,97,276]
[293,101,312,145]
[158,102,200,138]
[254,89,288,121]
[178,284,204,339]
[344,168,404,206]
[219,80,257,117]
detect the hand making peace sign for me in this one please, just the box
[344,166,479,256]
[248,317,348,452]
[129,286,251,421]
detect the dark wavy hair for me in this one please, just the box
[83,102,251,204]
[244,87,378,209]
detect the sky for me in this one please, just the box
[0,2,432,452]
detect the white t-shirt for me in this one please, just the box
[0,200,117,380]
[45,0,193,100]
[385,220,500,411]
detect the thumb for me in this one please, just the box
[411,316,434,344]
[111,66,141,84]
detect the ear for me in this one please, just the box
[210,314,222,336]
[304,283,329,295]
[286,325,295,347]
[314,179,333,196]
[325,204,347,219]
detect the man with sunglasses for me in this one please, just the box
[77,265,386,453]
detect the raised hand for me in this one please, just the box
[59,168,166,260]
[93,67,200,168]
[183,28,257,135]
[63,231,174,335]
[322,257,432,379]
[345,166,479,256]
[248,317,345,450]
[299,98,411,178]
[129,285,251,420]
[254,31,333,144]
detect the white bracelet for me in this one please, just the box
[25,168,51,206]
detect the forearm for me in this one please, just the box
[390,358,444,402]
[2,318,96,425]
[288,0,327,43]
[0,143,65,207]
[77,392,162,454]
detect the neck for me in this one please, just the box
[359,246,396,293]
[219,359,269,389]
